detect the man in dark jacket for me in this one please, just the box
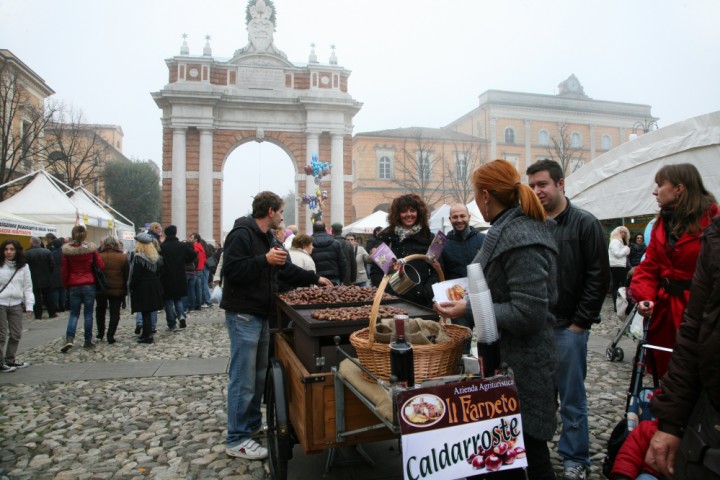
[25,236,56,319]
[527,159,610,480]
[331,223,357,285]
[439,204,485,352]
[160,225,196,330]
[310,221,346,285]
[220,191,331,461]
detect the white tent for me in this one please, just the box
[430,204,451,233]
[342,210,388,235]
[566,111,720,220]
[0,210,57,237]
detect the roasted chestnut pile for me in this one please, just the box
[311,305,408,322]
[278,285,395,305]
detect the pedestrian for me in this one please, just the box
[130,233,164,344]
[365,225,383,252]
[438,159,559,480]
[608,226,631,312]
[24,236,57,319]
[331,223,357,285]
[220,191,331,460]
[631,163,718,378]
[183,239,199,315]
[60,225,105,352]
[160,225,196,330]
[527,159,610,480]
[628,233,647,267]
[644,214,720,479]
[288,234,316,272]
[147,222,162,242]
[310,221,346,285]
[439,203,485,353]
[95,236,128,344]
[0,239,34,372]
[345,234,370,287]
[368,194,439,308]
[189,233,208,309]
[283,224,298,249]
[49,238,66,312]
[133,238,161,335]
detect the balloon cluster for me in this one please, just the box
[302,153,331,222]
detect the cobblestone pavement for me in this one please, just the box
[0,299,636,479]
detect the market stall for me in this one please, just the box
[0,210,57,248]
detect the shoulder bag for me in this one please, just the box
[93,252,109,293]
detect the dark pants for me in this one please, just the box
[140,311,154,339]
[32,286,56,319]
[96,295,123,340]
[610,266,628,311]
[468,434,556,480]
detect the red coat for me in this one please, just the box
[610,419,662,479]
[193,242,206,271]
[630,203,718,377]
[61,242,105,288]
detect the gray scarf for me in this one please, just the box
[394,224,421,242]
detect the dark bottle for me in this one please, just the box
[390,315,414,387]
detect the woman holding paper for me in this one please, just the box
[369,193,439,307]
[437,159,558,480]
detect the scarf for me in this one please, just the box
[134,252,158,272]
[394,224,421,242]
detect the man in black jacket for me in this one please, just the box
[527,160,610,480]
[220,191,331,461]
[25,237,56,319]
[310,221,346,285]
[331,223,357,285]
[160,225,196,330]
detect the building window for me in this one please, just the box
[601,134,612,150]
[504,127,516,144]
[378,155,391,179]
[538,129,550,146]
[571,132,582,148]
[417,151,431,182]
[504,154,519,170]
[455,152,468,181]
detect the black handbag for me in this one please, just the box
[92,253,109,293]
[676,392,720,479]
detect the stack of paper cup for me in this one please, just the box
[466,263,499,343]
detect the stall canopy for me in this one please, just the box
[566,111,720,220]
[342,210,388,235]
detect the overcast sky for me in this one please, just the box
[2,0,719,231]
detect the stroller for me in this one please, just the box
[602,303,673,478]
[606,288,639,362]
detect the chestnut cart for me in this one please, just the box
[265,255,464,480]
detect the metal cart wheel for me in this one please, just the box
[266,358,293,480]
[605,346,624,362]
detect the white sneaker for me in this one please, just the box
[1,364,17,373]
[225,438,268,460]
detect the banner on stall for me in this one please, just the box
[0,218,57,237]
[398,375,526,480]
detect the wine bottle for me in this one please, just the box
[390,315,414,388]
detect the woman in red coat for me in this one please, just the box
[631,163,717,378]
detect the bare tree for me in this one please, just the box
[393,132,447,209]
[444,142,485,204]
[0,59,56,199]
[43,107,111,190]
[545,121,584,175]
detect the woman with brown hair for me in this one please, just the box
[288,233,316,272]
[368,193,438,307]
[438,159,558,480]
[95,236,129,344]
[631,163,718,377]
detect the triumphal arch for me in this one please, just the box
[152,0,361,244]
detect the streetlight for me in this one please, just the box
[633,118,659,135]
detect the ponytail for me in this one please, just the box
[518,184,546,222]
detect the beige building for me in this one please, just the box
[352,75,656,220]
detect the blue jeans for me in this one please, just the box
[164,298,185,328]
[186,272,198,310]
[195,270,204,307]
[225,311,269,447]
[66,285,96,342]
[636,474,659,480]
[555,327,590,468]
[201,267,212,305]
[135,311,157,329]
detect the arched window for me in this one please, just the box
[538,129,550,146]
[455,152,468,181]
[504,127,516,144]
[601,134,612,150]
[571,132,582,148]
[378,155,391,179]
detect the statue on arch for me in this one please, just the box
[234,0,287,58]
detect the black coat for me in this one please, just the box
[25,246,54,289]
[311,232,346,281]
[160,236,196,300]
[335,235,357,285]
[130,254,164,313]
[440,226,486,280]
[50,248,63,289]
[369,226,438,307]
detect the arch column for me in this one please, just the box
[330,132,344,225]
[172,127,187,238]
[199,128,215,244]
[490,117,497,159]
[305,131,319,232]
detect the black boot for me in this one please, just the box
[137,336,154,344]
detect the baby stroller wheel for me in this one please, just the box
[613,347,624,362]
[606,346,624,362]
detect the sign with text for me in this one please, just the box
[397,375,526,480]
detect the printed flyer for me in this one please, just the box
[432,278,469,303]
[397,375,526,480]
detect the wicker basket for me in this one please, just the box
[349,255,472,383]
